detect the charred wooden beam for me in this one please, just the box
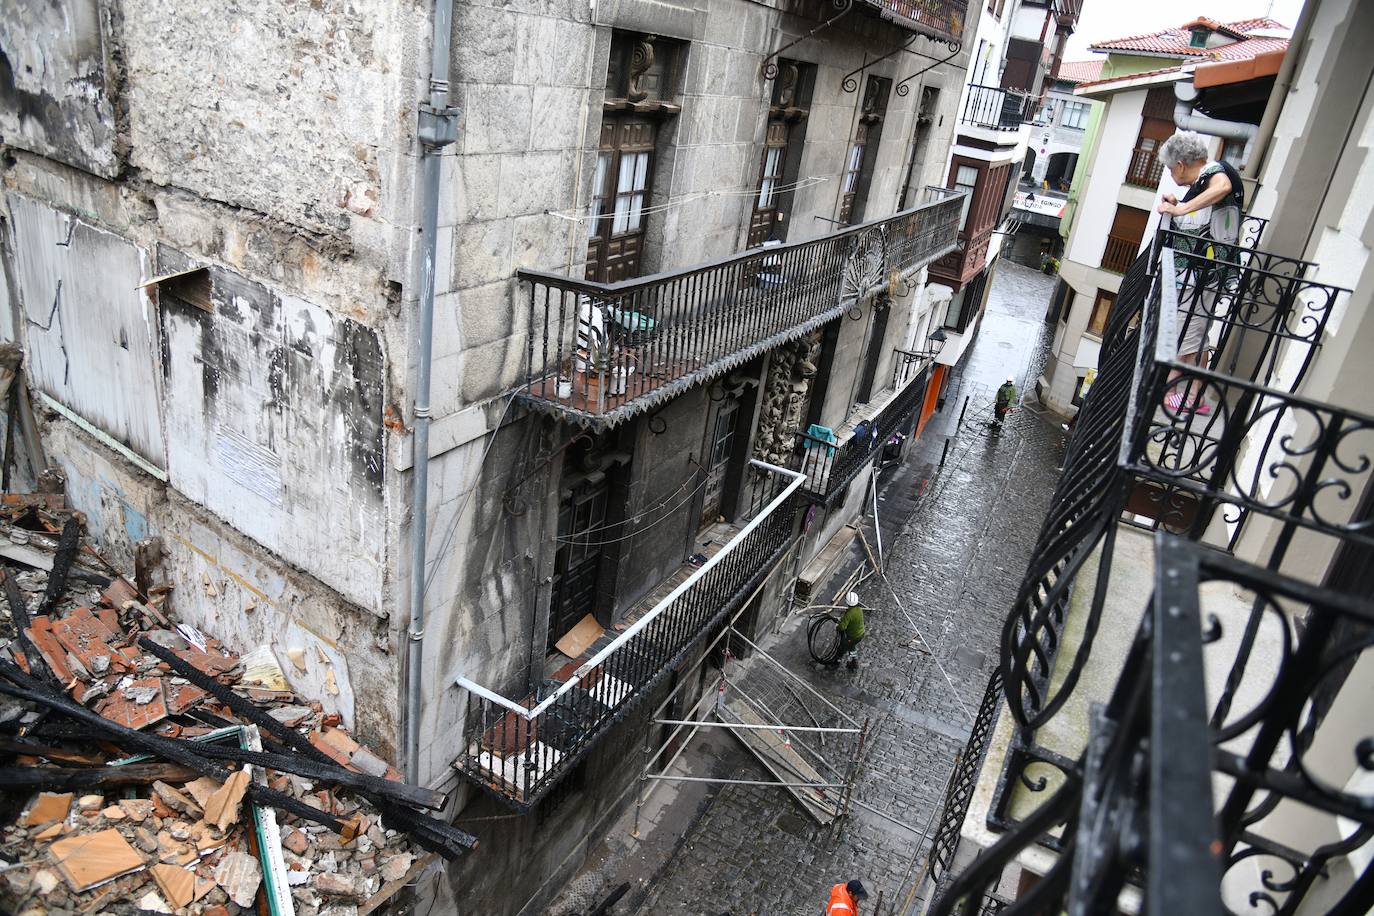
[167,734,447,810]
[37,516,82,616]
[0,761,198,790]
[139,637,471,842]
[0,659,349,841]
[2,565,56,687]
[0,658,475,858]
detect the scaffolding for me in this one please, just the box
[632,587,867,838]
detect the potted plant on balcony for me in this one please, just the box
[573,298,635,399]
[1041,255,1061,276]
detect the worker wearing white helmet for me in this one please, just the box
[838,592,865,671]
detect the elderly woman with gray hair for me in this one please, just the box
[1153,131,1246,413]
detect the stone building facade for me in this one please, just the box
[2,0,988,910]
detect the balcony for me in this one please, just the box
[791,347,933,502]
[1099,234,1139,273]
[452,460,805,808]
[515,189,963,432]
[921,222,1373,912]
[959,85,1036,132]
[1125,146,1163,189]
[857,0,966,41]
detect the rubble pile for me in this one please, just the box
[0,496,473,915]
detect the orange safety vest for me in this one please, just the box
[827,884,858,916]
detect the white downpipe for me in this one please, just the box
[453,459,804,719]
[1174,79,1259,166]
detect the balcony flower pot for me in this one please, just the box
[608,365,634,396]
[556,375,573,399]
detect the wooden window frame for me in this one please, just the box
[1087,288,1116,337]
[1061,100,1090,129]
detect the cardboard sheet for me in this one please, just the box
[553,614,604,659]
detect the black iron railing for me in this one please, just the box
[922,218,1368,913]
[516,189,962,431]
[932,535,1374,916]
[860,0,967,41]
[453,461,805,808]
[960,85,1035,131]
[790,350,931,502]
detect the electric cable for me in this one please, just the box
[552,469,702,543]
[554,473,710,548]
[806,613,845,666]
[544,175,832,223]
[421,387,524,598]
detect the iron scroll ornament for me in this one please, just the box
[840,227,888,303]
[894,37,961,97]
[841,32,921,93]
[762,0,856,81]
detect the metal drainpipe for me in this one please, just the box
[1245,5,1314,180]
[1173,79,1259,165]
[405,0,460,786]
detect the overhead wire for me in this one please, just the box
[555,473,710,548]
[421,387,525,599]
[544,175,832,223]
[552,468,701,543]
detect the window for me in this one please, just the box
[1190,27,1210,49]
[587,119,657,282]
[1061,101,1090,130]
[953,165,979,228]
[586,33,683,282]
[838,76,891,224]
[1126,116,1172,188]
[1102,205,1148,273]
[750,60,813,246]
[1221,137,1245,166]
[1087,288,1116,337]
[612,150,650,234]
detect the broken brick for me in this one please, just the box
[22,792,73,827]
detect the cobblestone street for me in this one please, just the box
[556,259,1068,916]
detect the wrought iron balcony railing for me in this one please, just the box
[452,460,805,808]
[960,85,1035,131]
[932,535,1374,916]
[790,347,932,502]
[515,189,963,431]
[921,218,1369,913]
[859,0,967,41]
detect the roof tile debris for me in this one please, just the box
[0,497,473,914]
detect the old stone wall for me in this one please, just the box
[0,0,423,749]
[431,0,972,407]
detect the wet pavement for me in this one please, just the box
[550,259,1065,916]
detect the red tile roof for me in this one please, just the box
[1055,60,1104,84]
[1089,17,1288,59]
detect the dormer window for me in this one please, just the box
[1189,26,1211,48]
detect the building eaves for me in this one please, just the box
[1073,65,1185,98]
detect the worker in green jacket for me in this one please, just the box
[839,591,866,670]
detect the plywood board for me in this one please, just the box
[553,614,603,660]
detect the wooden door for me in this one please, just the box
[548,476,610,652]
[748,121,789,247]
[699,398,740,529]
[587,118,657,282]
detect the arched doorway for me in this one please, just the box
[1045,152,1079,191]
